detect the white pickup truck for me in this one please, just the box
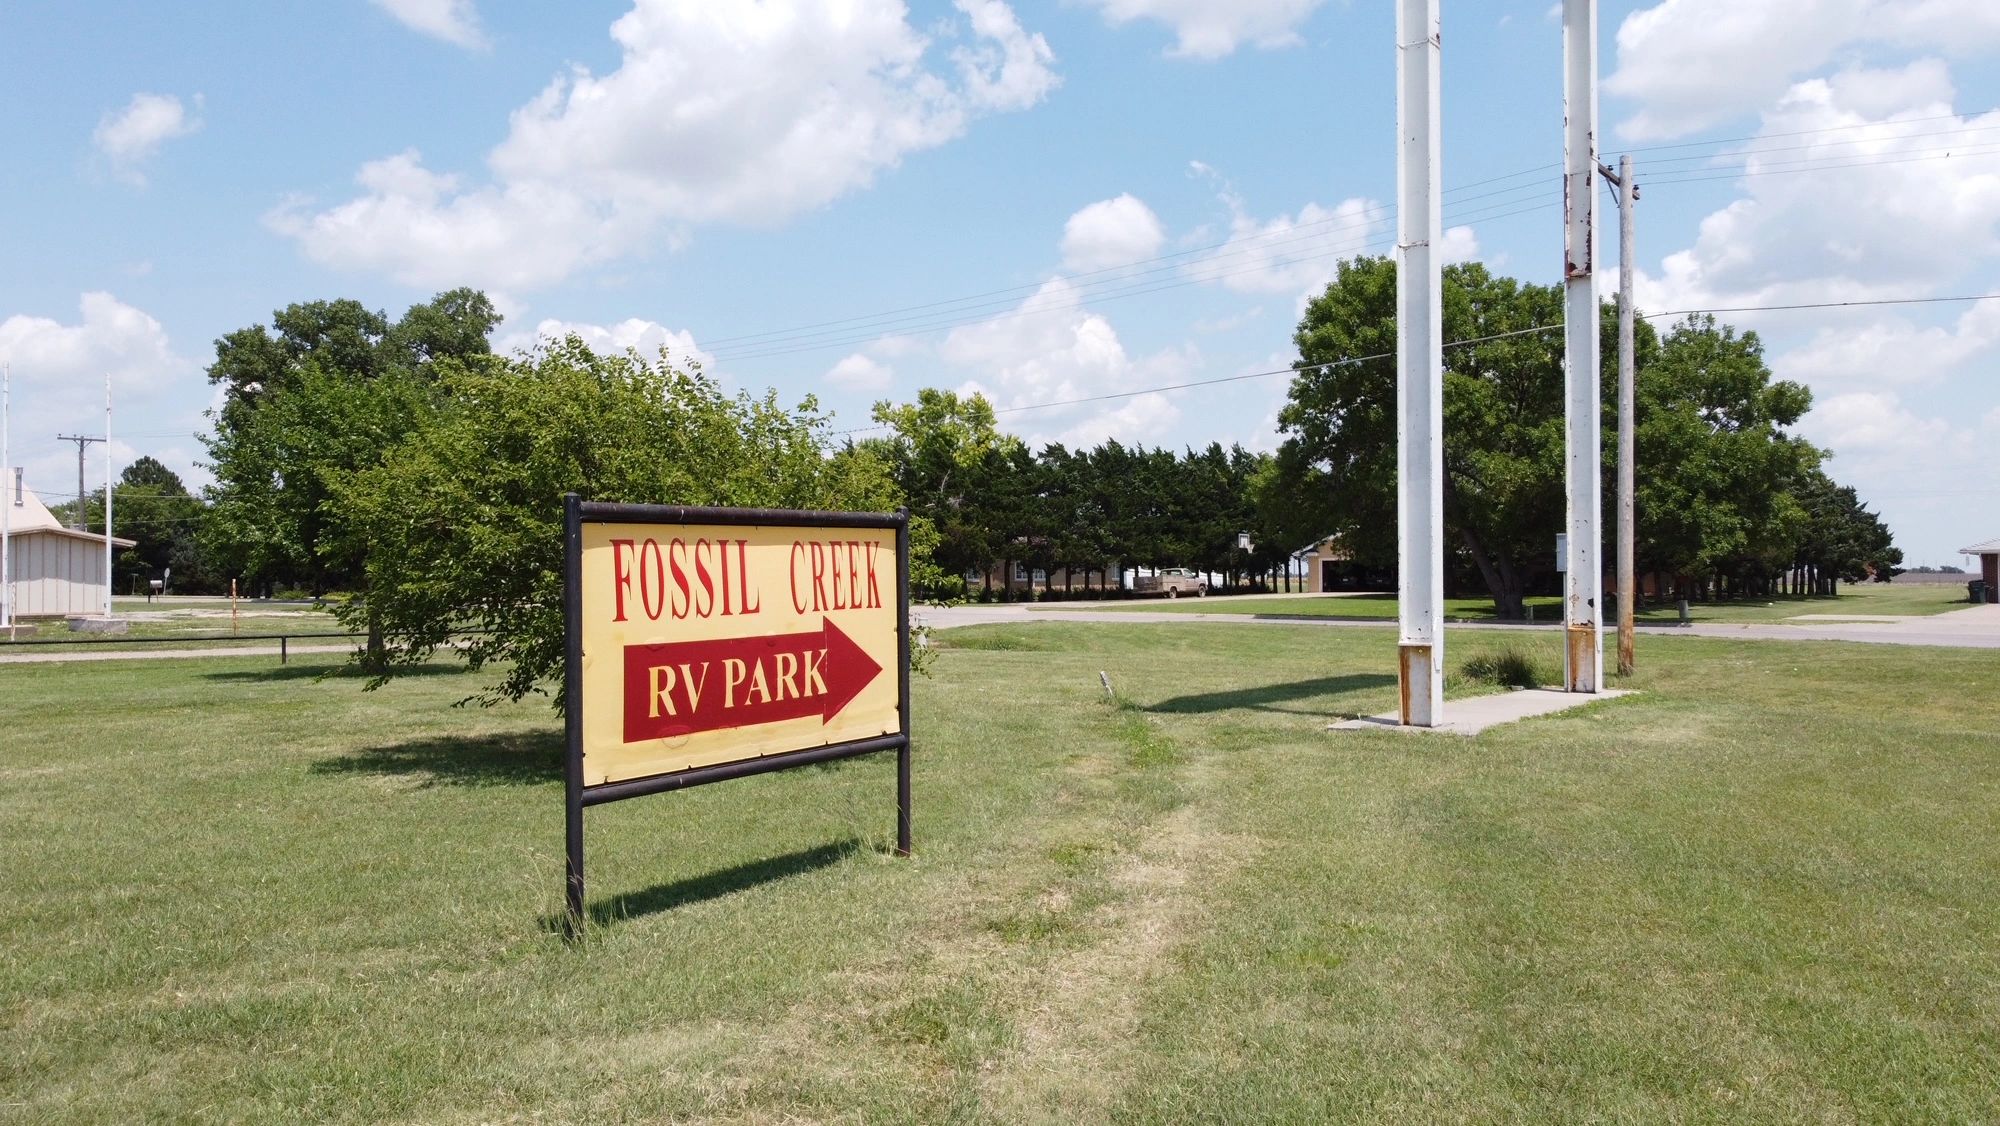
[1133,567,1207,598]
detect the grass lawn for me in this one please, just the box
[1062,579,1972,625]
[4,624,1998,1121]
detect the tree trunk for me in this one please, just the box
[363,602,387,673]
[1458,526,1526,621]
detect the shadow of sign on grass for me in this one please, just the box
[1145,673,1397,715]
[309,731,562,788]
[543,838,863,930]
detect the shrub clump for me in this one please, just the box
[1459,646,1546,689]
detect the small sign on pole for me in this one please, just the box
[562,496,912,938]
[1555,533,1570,573]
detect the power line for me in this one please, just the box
[1608,107,1998,157]
[822,291,2000,440]
[1633,122,2000,170]
[1644,143,2000,187]
[712,198,1556,363]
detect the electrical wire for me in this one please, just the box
[820,291,2000,441]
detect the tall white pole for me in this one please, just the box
[1561,0,1603,693]
[1614,153,1637,676]
[2,363,11,631]
[1396,0,1444,726]
[104,376,114,616]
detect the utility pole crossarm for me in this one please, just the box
[55,433,107,531]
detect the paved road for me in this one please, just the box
[919,602,2000,650]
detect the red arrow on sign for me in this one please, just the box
[621,617,884,743]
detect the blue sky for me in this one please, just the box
[3,0,1997,565]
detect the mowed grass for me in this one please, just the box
[4,624,1999,1121]
[1069,579,1970,624]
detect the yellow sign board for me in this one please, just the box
[577,520,903,787]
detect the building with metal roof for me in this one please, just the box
[2,479,135,618]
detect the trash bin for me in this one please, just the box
[1972,579,1989,604]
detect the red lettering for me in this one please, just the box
[611,539,636,621]
[790,542,808,615]
[864,542,881,608]
[811,542,831,611]
[718,537,733,616]
[639,539,665,620]
[669,539,691,620]
[845,541,861,610]
[738,541,761,614]
[694,538,716,618]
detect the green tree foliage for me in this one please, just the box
[202,290,502,593]
[1633,314,1819,590]
[331,338,900,707]
[1793,471,1902,585]
[1278,258,1631,616]
[1269,256,1890,613]
[868,388,1021,587]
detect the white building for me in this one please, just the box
[2,481,134,618]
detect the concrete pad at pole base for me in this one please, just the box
[1329,687,1635,736]
[66,617,129,634]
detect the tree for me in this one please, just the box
[331,337,904,708]
[869,389,1022,591]
[1271,256,1855,616]
[1277,258,1635,617]
[202,290,502,593]
[55,457,218,593]
[1632,314,1819,595]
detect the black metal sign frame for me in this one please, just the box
[562,494,912,937]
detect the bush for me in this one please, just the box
[1458,646,1547,689]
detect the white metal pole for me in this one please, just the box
[1561,0,1603,693]
[1615,153,1637,676]
[2,363,10,631]
[1396,0,1444,726]
[104,376,114,617]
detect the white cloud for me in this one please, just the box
[1082,0,1325,59]
[1192,195,1388,297]
[0,293,185,393]
[1776,300,2000,389]
[939,276,1192,447]
[93,93,201,185]
[1607,0,2000,140]
[276,0,1057,292]
[1060,194,1166,273]
[825,353,893,392]
[370,0,487,48]
[498,316,713,373]
[0,293,206,503]
[1439,224,1480,265]
[1638,68,2000,318]
[1054,392,1179,448]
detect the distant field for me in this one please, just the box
[5,623,1998,1120]
[1062,580,1969,624]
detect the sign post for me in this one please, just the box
[562,495,912,938]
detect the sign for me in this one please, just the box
[579,521,900,784]
[1555,533,1569,572]
[562,496,911,936]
